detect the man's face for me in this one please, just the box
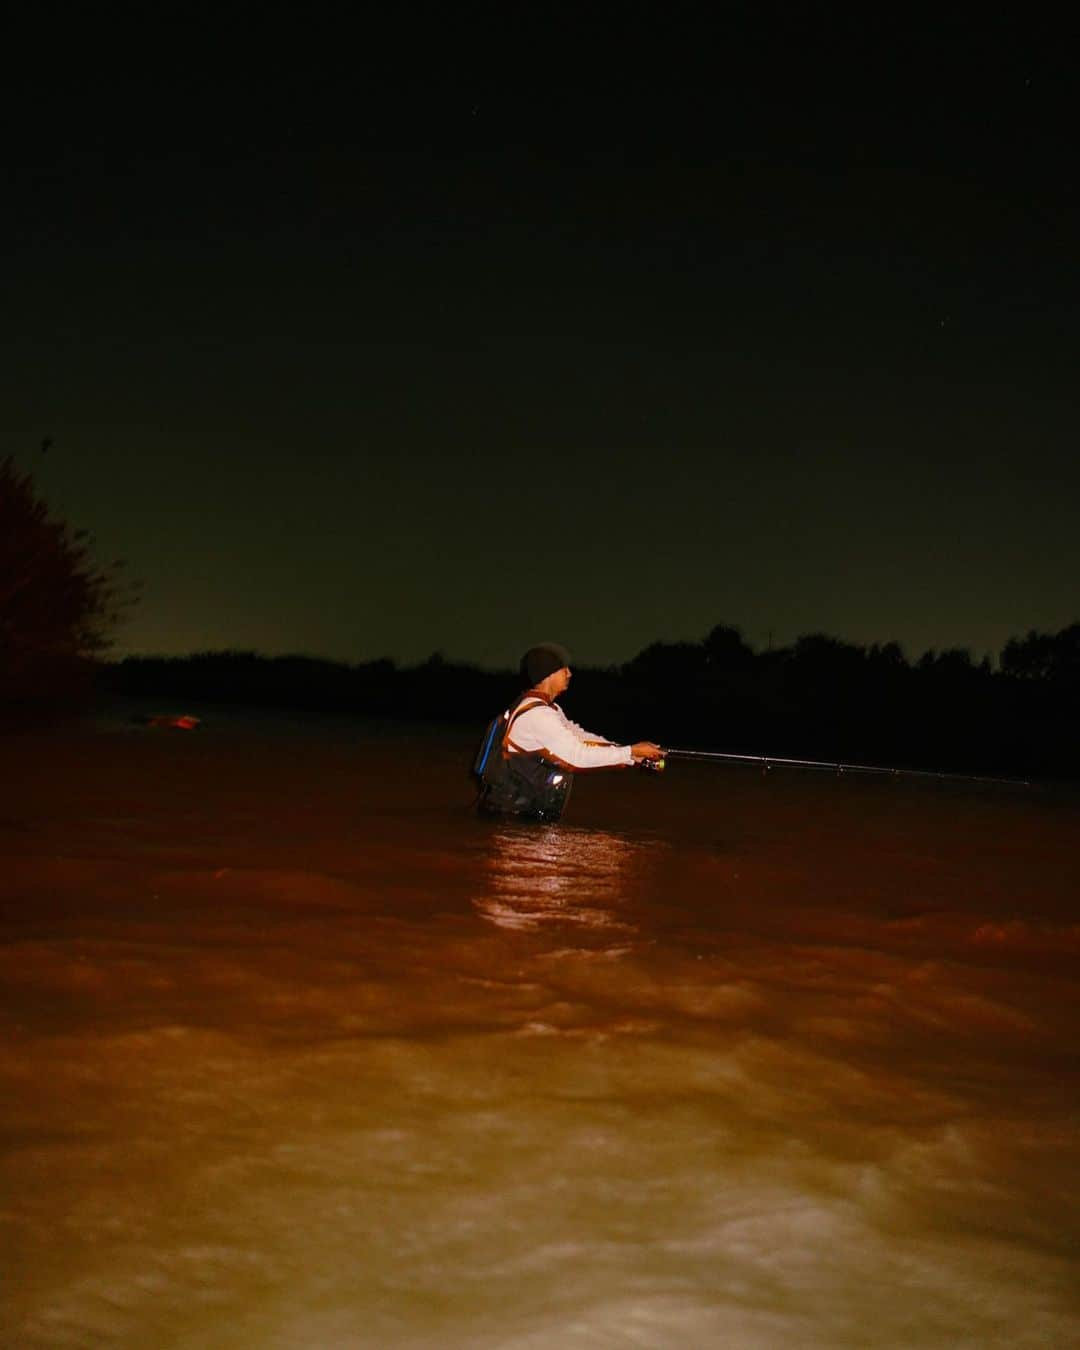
[550,666,572,698]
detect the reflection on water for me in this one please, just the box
[474,826,661,935]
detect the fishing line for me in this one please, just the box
[648,748,1030,788]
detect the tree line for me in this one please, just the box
[3,452,1077,777]
[103,626,1079,779]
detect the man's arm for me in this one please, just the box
[563,713,614,746]
[562,712,663,763]
[508,705,634,770]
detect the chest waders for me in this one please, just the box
[473,696,574,822]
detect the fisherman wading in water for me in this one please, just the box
[474,643,663,823]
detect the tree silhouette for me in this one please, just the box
[1001,625,1080,688]
[703,623,755,671]
[0,455,134,705]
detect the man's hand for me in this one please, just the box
[631,741,664,762]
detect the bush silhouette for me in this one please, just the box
[1,455,132,707]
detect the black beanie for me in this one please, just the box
[521,642,571,686]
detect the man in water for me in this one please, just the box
[476,642,664,821]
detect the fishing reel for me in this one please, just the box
[637,756,666,774]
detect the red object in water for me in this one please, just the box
[147,715,201,730]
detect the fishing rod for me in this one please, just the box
[646,748,1030,788]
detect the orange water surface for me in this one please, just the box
[1,713,1077,1347]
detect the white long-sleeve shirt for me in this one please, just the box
[506,697,634,770]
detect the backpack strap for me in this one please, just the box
[503,696,548,755]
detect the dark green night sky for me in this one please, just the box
[4,10,1077,669]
